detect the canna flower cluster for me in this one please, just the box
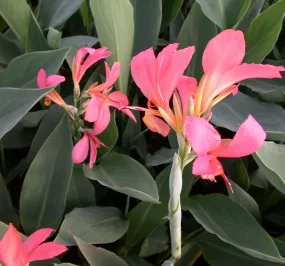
[37,47,135,169]
[129,29,285,189]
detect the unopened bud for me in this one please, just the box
[74,84,80,100]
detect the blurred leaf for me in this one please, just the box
[75,237,129,266]
[0,48,70,88]
[251,169,268,189]
[20,115,73,234]
[253,142,285,196]
[178,3,217,80]
[80,0,93,34]
[161,0,183,30]
[39,0,84,29]
[90,0,134,94]
[237,0,265,31]
[83,153,159,203]
[242,79,285,103]
[97,112,118,160]
[0,87,52,139]
[140,225,169,257]
[176,241,201,266]
[66,164,96,213]
[0,33,23,65]
[146,148,176,167]
[47,28,62,49]
[196,0,251,29]
[212,92,285,141]
[228,181,261,221]
[126,255,154,266]
[54,264,78,266]
[228,159,250,191]
[131,0,162,55]
[184,194,283,263]
[244,0,285,63]
[55,206,128,245]
[60,36,98,67]
[170,10,184,42]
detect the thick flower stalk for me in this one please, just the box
[0,223,67,266]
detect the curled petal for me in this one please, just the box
[37,69,65,88]
[93,104,111,135]
[85,96,104,122]
[211,115,266,158]
[184,116,221,156]
[143,115,170,137]
[107,90,128,109]
[72,134,89,164]
[37,69,47,88]
[88,138,98,169]
[192,155,220,176]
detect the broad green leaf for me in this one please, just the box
[146,148,176,167]
[211,92,285,141]
[39,0,84,29]
[244,0,285,63]
[227,159,250,191]
[47,28,62,49]
[126,255,154,266]
[0,33,23,65]
[170,10,184,42]
[177,3,217,79]
[161,0,183,30]
[90,0,134,94]
[0,48,70,88]
[184,194,284,263]
[83,153,159,203]
[196,0,251,29]
[0,87,52,139]
[75,237,129,266]
[55,206,128,245]
[140,225,169,257]
[200,233,285,266]
[242,79,285,103]
[66,165,96,213]
[253,142,285,195]
[20,115,73,234]
[131,0,162,55]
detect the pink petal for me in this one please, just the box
[93,104,111,135]
[159,46,195,104]
[27,242,67,262]
[23,228,54,255]
[121,108,137,122]
[37,69,47,88]
[0,223,24,265]
[74,47,95,68]
[88,138,98,169]
[85,96,104,123]
[143,115,170,137]
[130,47,157,101]
[211,115,266,158]
[46,75,65,87]
[192,155,220,176]
[184,116,221,156]
[108,91,129,109]
[157,43,179,76]
[99,62,120,92]
[72,134,89,164]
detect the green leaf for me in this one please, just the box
[55,206,128,245]
[184,194,284,263]
[211,92,285,141]
[227,159,250,191]
[90,0,134,94]
[244,0,285,63]
[75,237,129,266]
[161,0,183,30]
[20,115,73,234]
[96,112,118,160]
[66,164,96,213]
[131,0,162,55]
[177,3,217,80]
[54,264,78,266]
[0,48,70,88]
[126,255,154,266]
[140,225,169,257]
[146,148,176,167]
[39,0,84,29]
[83,153,159,203]
[253,142,285,196]
[196,0,251,29]
[170,10,184,42]
[176,241,202,266]
[47,28,62,49]
[0,33,23,65]
[0,87,53,139]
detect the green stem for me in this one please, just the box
[124,196,130,219]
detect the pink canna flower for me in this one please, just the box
[0,223,67,266]
[84,62,136,135]
[37,69,66,107]
[130,44,195,136]
[184,115,266,190]
[72,47,111,86]
[72,129,106,168]
[190,29,285,117]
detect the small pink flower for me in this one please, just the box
[72,130,106,168]
[37,69,66,107]
[84,62,136,135]
[72,47,111,86]
[0,223,67,266]
[184,115,266,190]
